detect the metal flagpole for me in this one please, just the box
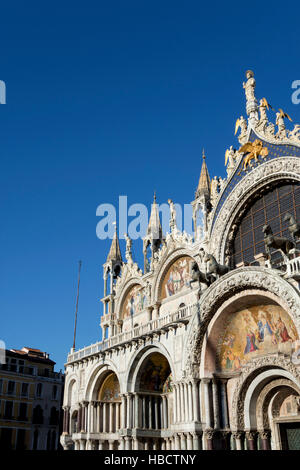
[72,260,82,351]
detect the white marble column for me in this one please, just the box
[174,433,180,450]
[121,394,126,429]
[188,382,193,422]
[173,385,177,423]
[192,380,200,422]
[126,394,131,428]
[180,383,185,422]
[187,433,193,450]
[184,383,189,422]
[180,433,187,450]
[116,402,121,430]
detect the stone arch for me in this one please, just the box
[126,343,176,393]
[182,266,300,379]
[209,157,300,263]
[153,248,196,303]
[256,378,300,430]
[115,279,145,321]
[84,358,122,400]
[64,375,78,406]
[230,356,300,430]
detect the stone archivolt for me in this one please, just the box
[61,71,300,451]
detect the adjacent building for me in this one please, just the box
[61,71,300,450]
[0,347,64,450]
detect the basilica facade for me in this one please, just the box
[61,71,300,451]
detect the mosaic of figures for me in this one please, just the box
[217,305,299,372]
[121,284,148,319]
[98,373,121,402]
[139,353,172,392]
[161,256,193,300]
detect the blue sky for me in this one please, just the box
[0,0,299,370]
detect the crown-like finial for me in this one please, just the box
[202,148,206,160]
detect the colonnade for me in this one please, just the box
[62,377,274,450]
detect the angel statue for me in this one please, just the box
[225,146,237,176]
[210,176,219,203]
[235,116,248,137]
[124,233,132,262]
[259,97,273,125]
[276,108,292,136]
[168,199,177,230]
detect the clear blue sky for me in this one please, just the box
[1,1,299,370]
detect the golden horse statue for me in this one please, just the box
[239,139,269,171]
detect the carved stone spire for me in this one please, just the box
[196,149,210,198]
[146,192,163,241]
[143,193,164,273]
[106,224,122,263]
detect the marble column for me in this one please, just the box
[246,431,257,450]
[148,396,152,429]
[176,384,181,423]
[187,433,193,450]
[204,430,214,450]
[184,383,189,422]
[109,403,114,433]
[173,385,177,423]
[212,379,220,429]
[108,440,114,450]
[121,394,126,429]
[154,396,159,429]
[174,433,180,450]
[192,432,202,450]
[134,394,139,428]
[192,381,200,422]
[163,395,168,429]
[203,379,212,429]
[188,382,193,422]
[119,438,125,450]
[220,379,229,429]
[142,396,146,428]
[116,402,121,430]
[124,437,131,450]
[259,430,271,450]
[180,433,187,450]
[98,440,104,450]
[103,402,107,433]
[232,431,244,450]
[126,394,131,429]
